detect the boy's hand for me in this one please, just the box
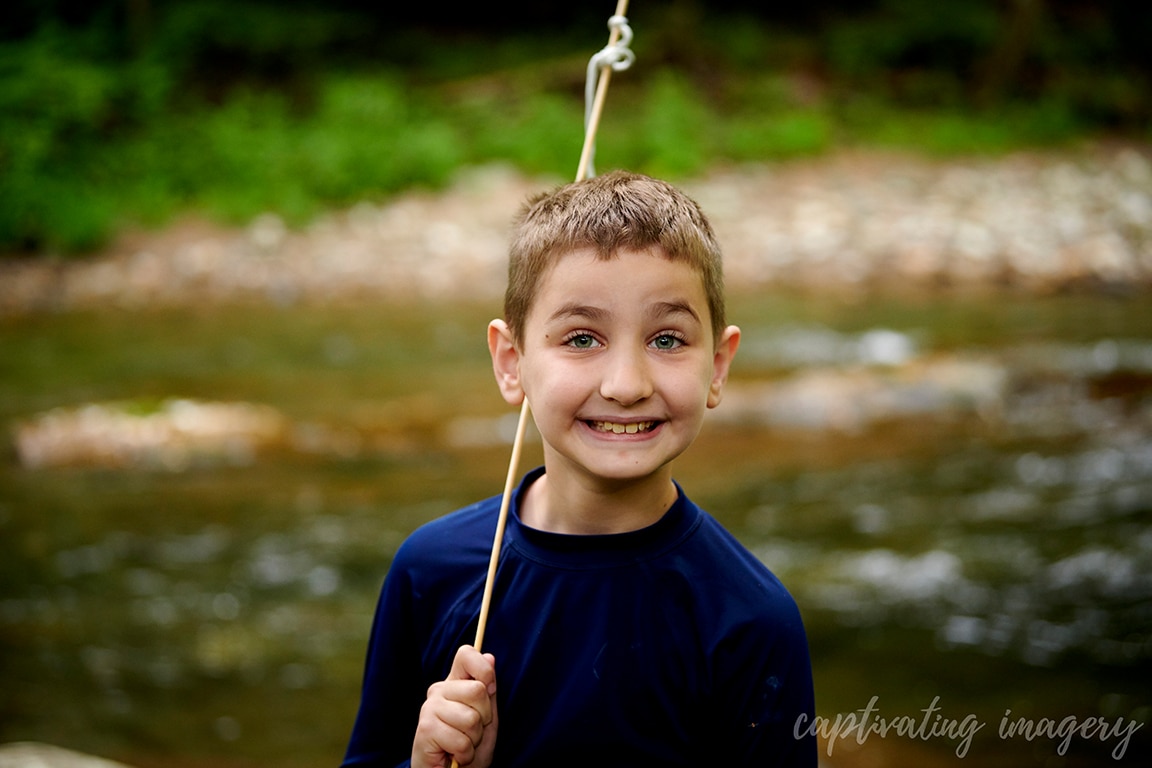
[412,645,498,768]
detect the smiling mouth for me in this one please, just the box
[588,420,658,434]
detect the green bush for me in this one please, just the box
[0,29,171,251]
[1,4,1147,257]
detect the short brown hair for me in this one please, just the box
[504,170,726,344]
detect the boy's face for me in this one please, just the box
[489,246,740,490]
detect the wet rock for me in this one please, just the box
[0,743,134,768]
[13,399,289,470]
[718,355,1008,432]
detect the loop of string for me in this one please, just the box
[582,14,634,178]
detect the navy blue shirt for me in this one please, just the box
[343,467,816,767]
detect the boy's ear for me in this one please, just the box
[488,319,525,406]
[707,325,741,409]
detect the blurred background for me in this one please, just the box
[1,1,1150,766]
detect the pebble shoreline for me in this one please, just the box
[1,146,1150,316]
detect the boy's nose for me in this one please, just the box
[599,347,654,406]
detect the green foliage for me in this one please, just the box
[150,0,368,94]
[0,29,172,250]
[728,111,833,161]
[838,96,1083,155]
[823,0,1002,85]
[1,2,1147,257]
[463,91,584,176]
[601,72,714,178]
[718,75,835,160]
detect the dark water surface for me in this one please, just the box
[1,292,1150,767]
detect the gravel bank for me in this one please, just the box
[2,146,1150,316]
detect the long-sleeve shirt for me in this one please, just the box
[342,466,817,767]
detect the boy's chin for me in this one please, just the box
[560,453,681,487]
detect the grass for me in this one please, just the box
[0,55,1110,256]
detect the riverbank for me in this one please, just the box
[2,144,1150,318]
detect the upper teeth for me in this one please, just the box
[593,421,654,434]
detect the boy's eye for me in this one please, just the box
[651,334,684,350]
[566,333,601,349]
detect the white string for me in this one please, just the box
[583,14,635,179]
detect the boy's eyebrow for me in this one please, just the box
[648,300,702,324]
[546,300,703,325]
[546,302,609,324]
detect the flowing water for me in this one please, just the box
[1,291,1150,767]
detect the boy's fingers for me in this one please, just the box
[413,646,497,768]
[443,680,494,726]
[419,717,473,762]
[446,645,497,695]
[416,696,483,766]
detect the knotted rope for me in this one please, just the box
[581,13,635,179]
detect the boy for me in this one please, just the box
[342,171,816,767]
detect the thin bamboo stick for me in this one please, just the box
[471,397,529,652]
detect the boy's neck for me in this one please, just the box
[520,466,679,535]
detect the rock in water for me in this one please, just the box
[0,743,135,768]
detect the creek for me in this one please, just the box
[1,291,1150,767]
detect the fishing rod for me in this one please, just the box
[448,2,634,765]
[471,0,633,654]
